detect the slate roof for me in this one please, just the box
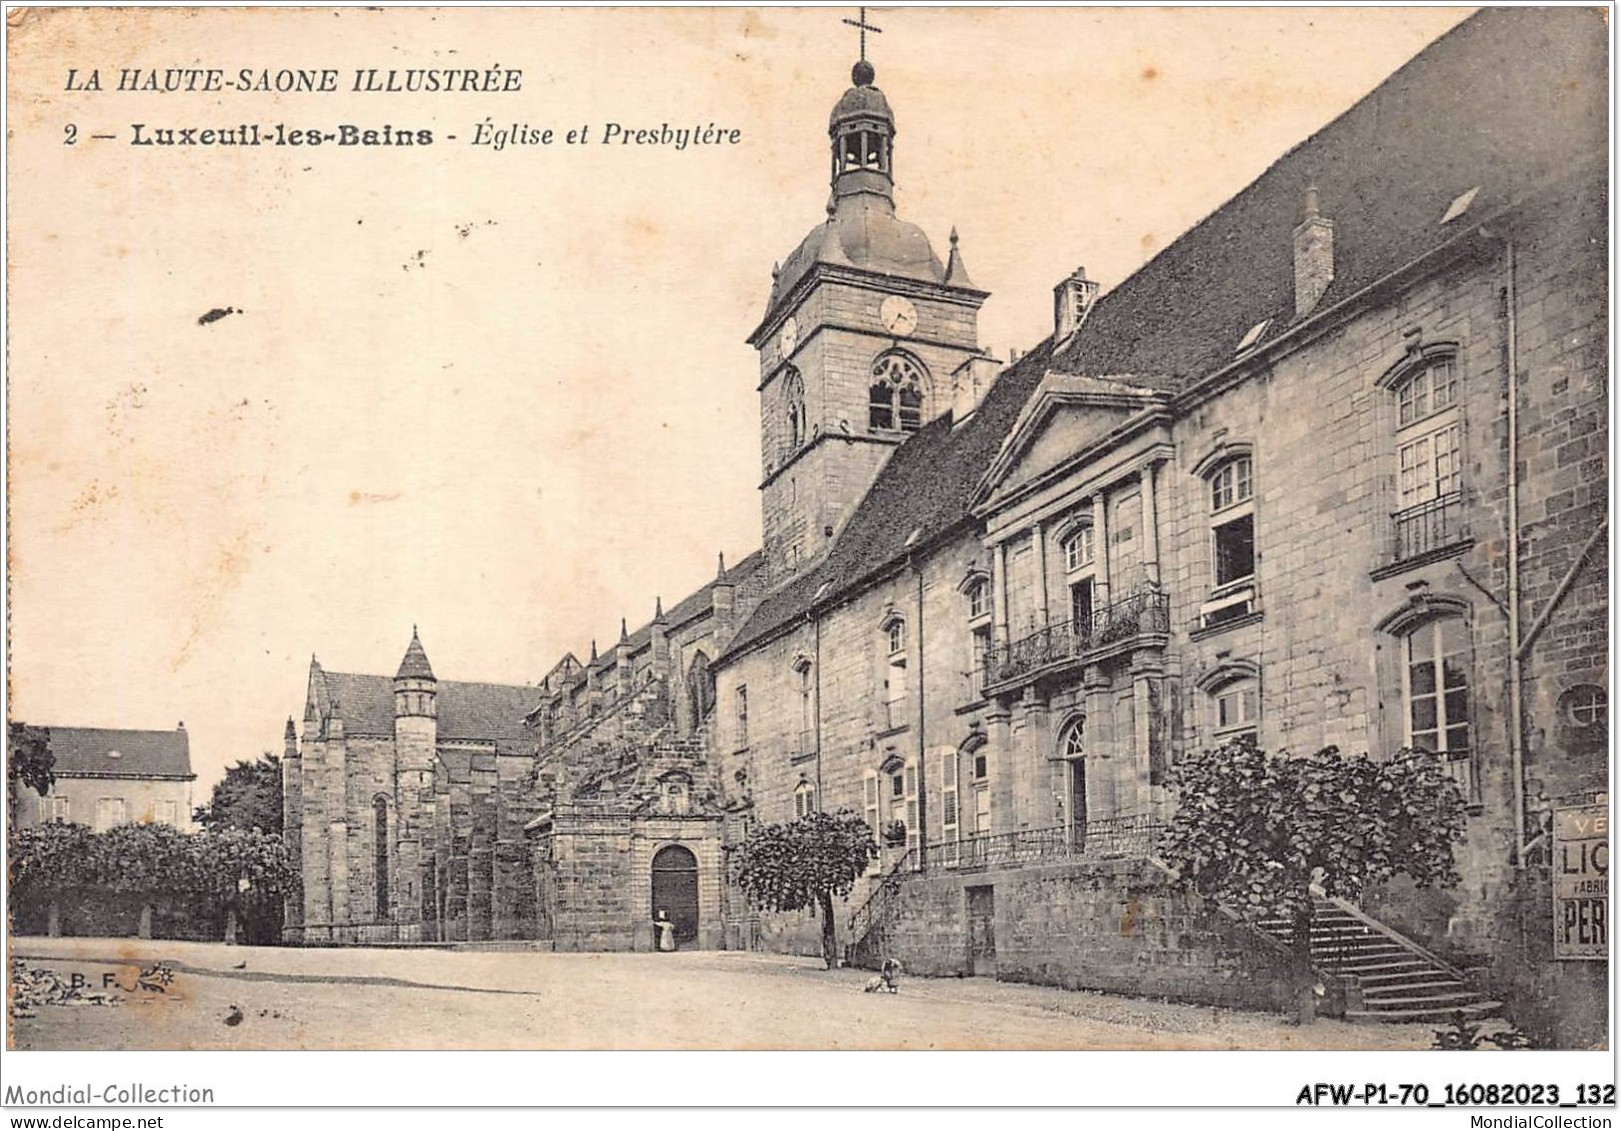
[720,7,1606,663]
[772,195,951,309]
[586,550,765,674]
[394,629,435,680]
[1048,5,1607,384]
[722,338,1058,660]
[42,726,194,780]
[316,669,542,757]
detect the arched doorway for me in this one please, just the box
[651,844,700,945]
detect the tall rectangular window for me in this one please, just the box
[1208,456,1256,589]
[940,749,960,863]
[95,797,126,832]
[1392,356,1466,561]
[1403,615,1475,800]
[862,769,881,874]
[373,796,390,921]
[797,665,814,754]
[735,685,749,749]
[884,620,908,730]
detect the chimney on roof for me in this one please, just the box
[1053,266,1099,343]
[1293,182,1335,317]
[951,352,1003,426]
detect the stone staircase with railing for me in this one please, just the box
[843,848,915,970]
[843,822,1503,1024]
[1257,897,1501,1023]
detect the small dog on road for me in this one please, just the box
[863,957,903,994]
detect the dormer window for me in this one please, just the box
[868,351,929,433]
[1236,319,1271,354]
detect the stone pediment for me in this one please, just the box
[975,372,1169,509]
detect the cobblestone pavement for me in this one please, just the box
[8,937,1437,1051]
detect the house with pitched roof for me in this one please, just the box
[14,723,196,832]
[711,8,1607,1043]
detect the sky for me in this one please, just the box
[6,6,1476,795]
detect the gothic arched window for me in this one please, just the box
[373,795,390,921]
[868,351,929,433]
[686,652,715,725]
[782,368,806,453]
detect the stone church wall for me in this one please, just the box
[537,811,723,951]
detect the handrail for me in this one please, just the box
[917,815,1163,872]
[846,847,915,939]
[988,588,1170,687]
[1310,885,1468,981]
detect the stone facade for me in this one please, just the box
[282,633,545,944]
[519,556,763,950]
[711,10,1607,1043]
[277,10,1605,1043]
[851,857,1296,1014]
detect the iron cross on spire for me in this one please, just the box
[843,7,882,61]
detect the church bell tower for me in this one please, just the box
[747,35,990,583]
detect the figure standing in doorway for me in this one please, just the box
[654,909,677,952]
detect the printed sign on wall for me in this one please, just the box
[1553,802,1608,960]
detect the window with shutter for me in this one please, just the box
[862,769,881,875]
[903,758,920,854]
[940,749,960,868]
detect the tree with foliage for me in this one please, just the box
[1159,738,1468,1021]
[8,822,296,944]
[193,753,282,833]
[7,723,53,825]
[733,808,879,970]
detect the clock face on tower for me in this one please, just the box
[779,316,799,359]
[880,295,919,337]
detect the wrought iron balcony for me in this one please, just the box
[918,814,1163,872]
[883,696,910,732]
[987,587,1170,690]
[1392,493,1468,563]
